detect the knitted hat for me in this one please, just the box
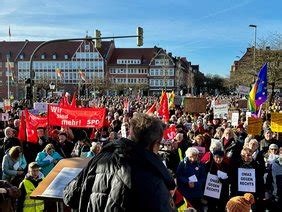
[226,193,255,212]
[213,150,224,157]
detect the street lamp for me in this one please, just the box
[249,24,257,79]
[49,82,55,97]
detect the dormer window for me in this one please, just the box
[41,54,46,59]
[64,54,69,59]
[20,54,24,60]
[52,54,57,60]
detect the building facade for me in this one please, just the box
[0,40,203,100]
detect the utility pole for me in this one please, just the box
[249,24,257,81]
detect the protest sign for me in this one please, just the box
[0,113,9,121]
[271,112,282,132]
[48,105,106,129]
[238,168,256,193]
[204,173,222,199]
[236,85,250,95]
[237,99,248,109]
[247,117,262,135]
[183,97,207,113]
[0,102,3,109]
[4,99,11,111]
[231,112,240,126]
[34,102,48,113]
[214,104,228,119]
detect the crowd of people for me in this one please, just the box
[0,94,281,211]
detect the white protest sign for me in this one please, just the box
[246,112,252,124]
[0,113,9,121]
[214,104,228,119]
[237,85,250,95]
[121,125,127,138]
[231,112,239,126]
[0,102,3,109]
[33,102,48,113]
[238,168,256,193]
[204,173,222,199]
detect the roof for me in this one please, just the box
[0,40,113,61]
[107,48,156,65]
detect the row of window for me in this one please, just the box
[19,52,101,60]
[149,69,174,76]
[18,61,104,70]
[111,78,147,84]
[149,79,174,87]
[154,59,171,66]
[117,59,141,64]
[109,68,147,74]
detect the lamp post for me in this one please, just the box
[49,82,55,98]
[249,24,257,80]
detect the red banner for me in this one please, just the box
[48,104,106,129]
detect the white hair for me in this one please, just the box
[209,139,223,153]
[4,127,13,137]
[185,147,199,157]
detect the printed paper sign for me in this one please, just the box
[188,175,198,182]
[231,112,239,126]
[238,168,256,193]
[214,104,228,119]
[33,102,48,113]
[0,113,9,121]
[204,173,222,199]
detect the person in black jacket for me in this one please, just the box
[63,113,176,211]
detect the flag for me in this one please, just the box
[248,63,268,113]
[70,92,77,108]
[146,102,157,115]
[79,70,86,81]
[163,124,177,140]
[158,91,169,123]
[169,91,175,109]
[18,113,26,141]
[8,25,11,37]
[25,109,48,143]
[55,68,64,79]
[157,91,165,115]
[123,97,130,113]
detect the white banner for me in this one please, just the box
[214,104,228,119]
[231,112,239,126]
[204,173,222,199]
[238,168,256,193]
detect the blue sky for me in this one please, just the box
[0,0,281,76]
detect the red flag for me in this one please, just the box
[90,128,96,140]
[146,102,157,115]
[18,112,26,141]
[70,92,77,108]
[25,109,48,143]
[158,91,169,122]
[163,124,177,140]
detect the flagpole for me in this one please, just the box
[7,59,10,99]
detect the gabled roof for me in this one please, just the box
[0,40,113,61]
[107,48,156,65]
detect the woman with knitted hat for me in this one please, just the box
[226,193,255,212]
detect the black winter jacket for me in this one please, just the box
[63,138,176,212]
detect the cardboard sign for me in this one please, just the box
[0,113,9,121]
[33,102,48,113]
[183,97,207,113]
[204,173,222,199]
[247,117,262,135]
[214,104,228,119]
[237,100,248,109]
[271,112,282,132]
[231,112,240,126]
[238,168,256,193]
